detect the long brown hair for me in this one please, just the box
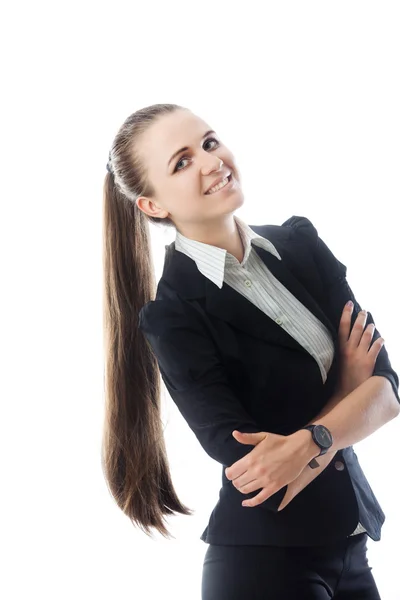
[101,103,195,540]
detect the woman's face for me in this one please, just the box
[135,110,244,231]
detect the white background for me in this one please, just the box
[1,1,399,598]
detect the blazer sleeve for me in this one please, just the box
[138,298,288,512]
[283,215,400,404]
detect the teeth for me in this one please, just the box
[206,176,230,194]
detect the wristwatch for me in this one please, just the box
[301,424,333,469]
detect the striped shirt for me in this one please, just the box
[174,214,366,537]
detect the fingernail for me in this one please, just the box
[346,301,353,307]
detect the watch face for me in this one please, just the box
[314,425,333,448]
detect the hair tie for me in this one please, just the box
[106,151,114,174]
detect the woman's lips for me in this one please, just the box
[205,173,233,195]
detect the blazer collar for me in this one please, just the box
[174,215,282,289]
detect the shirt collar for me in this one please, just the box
[174,215,282,289]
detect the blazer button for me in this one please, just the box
[334,461,345,471]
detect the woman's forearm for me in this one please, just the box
[308,393,344,423]
[310,376,399,455]
[304,390,344,455]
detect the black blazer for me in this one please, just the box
[138,215,399,547]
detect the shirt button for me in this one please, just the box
[244,279,252,287]
[334,461,345,471]
[275,317,283,325]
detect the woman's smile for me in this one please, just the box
[205,173,234,195]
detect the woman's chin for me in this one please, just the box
[217,193,245,217]
[232,190,245,208]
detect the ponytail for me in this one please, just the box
[101,104,194,539]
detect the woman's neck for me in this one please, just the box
[177,215,245,262]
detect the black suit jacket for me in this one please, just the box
[138,215,399,546]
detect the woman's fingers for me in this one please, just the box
[358,322,375,352]
[338,303,384,362]
[338,303,368,350]
[347,310,369,348]
[338,302,353,348]
[368,336,385,361]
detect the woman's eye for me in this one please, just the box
[204,137,219,150]
[175,157,190,171]
[174,137,220,172]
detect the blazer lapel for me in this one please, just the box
[161,238,338,357]
[204,274,306,355]
[252,244,337,340]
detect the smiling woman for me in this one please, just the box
[131,108,245,247]
[101,103,398,600]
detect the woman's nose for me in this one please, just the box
[201,157,224,174]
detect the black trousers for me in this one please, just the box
[201,533,381,599]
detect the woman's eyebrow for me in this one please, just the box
[167,130,216,167]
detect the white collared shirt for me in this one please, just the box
[174,215,366,537]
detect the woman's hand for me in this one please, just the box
[225,430,315,508]
[335,301,385,397]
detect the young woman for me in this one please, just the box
[101,103,399,599]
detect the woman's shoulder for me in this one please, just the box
[250,215,319,248]
[281,215,318,236]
